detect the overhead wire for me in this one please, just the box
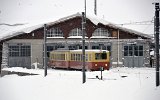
[117,20,154,26]
[0,23,26,26]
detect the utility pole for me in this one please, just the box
[44,24,47,77]
[154,3,159,87]
[84,0,87,23]
[94,0,97,15]
[0,42,2,77]
[82,12,86,83]
[117,29,119,67]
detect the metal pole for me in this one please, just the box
[117,29,119,67]
[84,0,87,23]
[44,24,47,77]
[82,12,86,83]
[94,0,97,15]
[132,44,135,68]
[155,3,159,87]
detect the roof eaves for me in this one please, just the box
[0,31,25,41]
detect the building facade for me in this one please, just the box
[0,13,151,69]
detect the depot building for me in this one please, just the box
[0,13,152,69]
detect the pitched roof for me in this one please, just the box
[0,12,151,41]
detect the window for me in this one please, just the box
[92,28,110,37]
[69,28,82,36]
[71,53,89,61]
[139,46,143,56]
[107,46,111,51]
[79,46,88,49]
[95,53,107,60]
[92,45,111,52]
[47,27,63,37]
[124,45,143,57]
[9,46,19,57]
[53,53,65,60]
[92,46,99,49]
[85,54,88,61]
[129,46,133,56]
[47,46,55,57]
[9,45,31,57]
[88,54,92,61]
[134,46,138,56]
[71,54,75,61]
[21,46,31,57]
[124,46,128,56]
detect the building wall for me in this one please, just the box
[121,40,151,67]
[144,41,150,67]
[111,40,123,68]
[30,39,44,68]
[4,39,43,68]
[3,38,151,68]
[1,16,151,69]
[1,42,9,68]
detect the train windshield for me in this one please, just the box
[95,52,107,60]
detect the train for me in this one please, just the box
[48,49,110,71]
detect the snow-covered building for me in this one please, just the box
[0,12,152,69]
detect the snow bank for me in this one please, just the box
[0,67,160,100]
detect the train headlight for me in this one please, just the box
[105,64,107,66]
[95,64,97,66]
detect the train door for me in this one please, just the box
[123,44,144,67]
[66,51,70,69]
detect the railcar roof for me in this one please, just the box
[50,49,109,53]
[70,49,109,53]
[50,50,70,52]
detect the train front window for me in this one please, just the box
[95,53,107,60]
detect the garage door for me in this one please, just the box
[123,44,144,67]
[8,43,31,68]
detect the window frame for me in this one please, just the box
[69,28,82,37]
[123,45,143,57]
[9,44,31,57]
[92,28,110,37]
[47,27,64,38]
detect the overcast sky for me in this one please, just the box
[0,0,159,35]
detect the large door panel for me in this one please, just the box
[123,44,144,67]
[8,44,31,68]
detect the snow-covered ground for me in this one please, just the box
[0,67,160,100]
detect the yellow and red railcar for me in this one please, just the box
[49,50,110,71]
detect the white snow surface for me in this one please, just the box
[0,67,160,100]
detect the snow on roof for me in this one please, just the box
[86,13,151,39]
[0,23,44,41]
[0,12,151,41]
